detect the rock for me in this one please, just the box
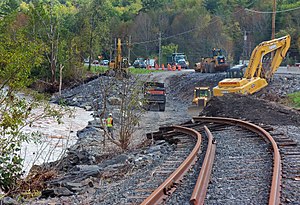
[65,182,84,192]
[108,97,121,105]
[76,165,102,173]
[1,197,18,205]
[40,189,56,198]
[53,187,74,197]
[84,105,93,111]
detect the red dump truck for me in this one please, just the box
[143,82,166,111]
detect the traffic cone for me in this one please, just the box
[178,65,181,71]
[167,64,171,71]
[172,65,176,71]
[162,64,165,70]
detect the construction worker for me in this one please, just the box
[105,113,114,139]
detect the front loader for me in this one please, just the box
[194,48,230,73]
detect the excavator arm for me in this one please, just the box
[213,35,291,96]
[107,38,129,78]
[244,35,291,79]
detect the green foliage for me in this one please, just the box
[129,68,163,74]
[288,92,300,108]
[0,10,70,193]
[162,44,178,64]
[89,65,109,73]
[0,12,44,89]
[0,0,21,17]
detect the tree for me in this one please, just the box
[26,0,81,89]
[162,43,178,64]
[98,75,147,150]
[75,0,111,71]
[0,0,21,17]
[0,11,68,193]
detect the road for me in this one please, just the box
[277,66,300,74]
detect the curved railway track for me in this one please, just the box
[141,116,283,205]
[88,116,299,205]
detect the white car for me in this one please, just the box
[102,60,109,65]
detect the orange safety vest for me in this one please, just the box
[106,117,113,127]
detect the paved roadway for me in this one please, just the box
[276,66,300,75]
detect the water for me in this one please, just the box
[21,105,93,175]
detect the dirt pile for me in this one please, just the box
[201,94,300,126]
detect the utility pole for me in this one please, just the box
[271,0,276,60]
[243,30,247,64]
[128,35,131,65]
[272,0,276,39]
[158,32,162,67]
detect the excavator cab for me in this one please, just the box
[188,87,211,116]
[213,48,226,66]
[225,64,247,78]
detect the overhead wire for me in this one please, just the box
[128,1,255,46]
[121,1,299,51]
[245,5,300,14]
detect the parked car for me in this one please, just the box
[102,60,109,65]
[177,59,188,69]
[92,60,99,65]
[133,59,146,68]
[145,59,156,67]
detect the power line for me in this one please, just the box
[245,6,300,14]
[126,2,299,47]
[129,3,253,46]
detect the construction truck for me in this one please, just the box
[213,35,291,96]
[188,87,212,116]
[194,48,230,73]
[108,38,129,78]
[167,53,189,69]
[143,82,166,111]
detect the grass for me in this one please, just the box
[128,68,164,74]
[88,65,165,75]
[88,65,109,73]
[287,91,300,108]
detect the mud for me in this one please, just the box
[167,71,300,126]
[201,94,300,126]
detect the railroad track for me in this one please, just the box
[93,116,299,205]
[267,127,300,204]
[141,117,286,205]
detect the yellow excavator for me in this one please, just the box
[108,38,129,78]
[213,35,291,96]
[188,87,212,116]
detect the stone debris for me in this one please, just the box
[13,70,300,204]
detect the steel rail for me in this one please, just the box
[140,125,202,205]
[190,126,216,205]
[193,116,281,205]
